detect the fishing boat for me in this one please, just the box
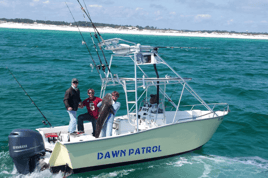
[8,2,229,176]
[8,37,229,176]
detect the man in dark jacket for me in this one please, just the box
[64,78,82,134]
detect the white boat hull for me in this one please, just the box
[48,115,224,173]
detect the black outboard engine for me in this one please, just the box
[8,129,46,174]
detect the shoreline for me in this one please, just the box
[1,22,268,40]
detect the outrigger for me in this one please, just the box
[8,1,229,176]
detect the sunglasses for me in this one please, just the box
[73,82,78,84]
[88,92,94,94]
[112,95,119,98]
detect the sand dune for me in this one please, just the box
[1,22,268,40]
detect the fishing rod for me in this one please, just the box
[81,13,106,71]
[81,14,115,84]
[65,2,103,77]
[89,32,106,71]
[6,67,52,127]
[78,0,112,74]
[81,0,111,73]
[77,0,105,43]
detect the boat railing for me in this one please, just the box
[166,103,229,123]
[167,103,229,112]
[184,103,229,111]
[102,77,192,87]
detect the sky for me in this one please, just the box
[0,0,268,33]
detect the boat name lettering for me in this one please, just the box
[97,145,162,160]
[13,145,27,149]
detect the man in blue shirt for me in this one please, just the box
[97,91,120,137]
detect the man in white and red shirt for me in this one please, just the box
[77,88,102,136]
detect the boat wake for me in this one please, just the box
[165,153,268,178]
[0,151,61,178]
[76,154,268,177]
[2,149,268,178]
[10,169,62,178]
[2,168,63,178]
[91,169,136,178]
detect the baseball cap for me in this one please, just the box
[72,78,79,83]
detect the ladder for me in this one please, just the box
[123,80,137,119]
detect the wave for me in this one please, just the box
[163,154,268,178]
[90,169,135,178]
[0,151,62,178]
[77,154,268,178]
[2,151,268,178]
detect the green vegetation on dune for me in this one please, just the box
[1,18,268,35]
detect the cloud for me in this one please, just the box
[261,20,267,23]
[150,4,166,10]
[175,0,217,10]
[96,6,149,22]
[95,0,114,5]
[0,0,8,5]
[89,4,102,8]
[234,0,268,14]
[175,0,268,16]
[43,0,49,4]
[155,16,163,21]
[154,10,161,16]
[29,0,39,6]
[227,19,234,25]
[244,20,254,24]
[195,14,211,19]
[170,12,176,15]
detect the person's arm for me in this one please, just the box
[63,89,71,110]
[112,102,121,112]
[79,99,85,108]
[82,100,86,106]
[97,101,102,108]
[78,90,82,103]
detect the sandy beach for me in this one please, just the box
[1,21,268,40]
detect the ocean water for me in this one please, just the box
[0,28,268,178]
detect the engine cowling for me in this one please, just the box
[8,129,45,174]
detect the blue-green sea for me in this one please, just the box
[0,28,268,178]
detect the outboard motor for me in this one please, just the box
[8,129,46,174]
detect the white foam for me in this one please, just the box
[10,165,17,175]
[13,169,62,178]
[1,22,268,40]
[192,155,268,169]
[0,151,9,158]
[192,154,268,177]
[193,156,212,178]
[233,156,268,170]
[93,169,135,178]
[159,154,268,177]
[109,172,118,177]
[174,157,193,167]
[2,161,62,178]
[0,151,12,176]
